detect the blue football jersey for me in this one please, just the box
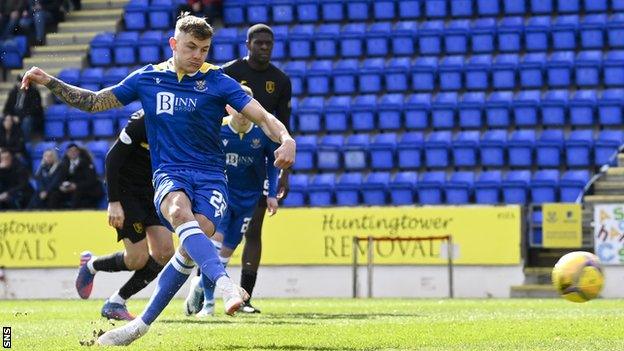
[221,116,279,200]
[110,59,253,176]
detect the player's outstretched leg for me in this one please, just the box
[75,251,96,299]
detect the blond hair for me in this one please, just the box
[175,12,214,40]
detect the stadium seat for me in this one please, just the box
[358,58,385,94]
[558,0,579,12]
[283,61,306,96]
[269,25,288,60]
[333,59,358,94]
[370,133,397,170]
[80,68,104,90]
[58,68,81,86]
[247,0,269,23]
[580,14,606,49]
[392,21,418,56]
[425,131,452,168]
[417,171,446,205]
[351,95,377,132]
[340,23,365,58]
[343,134,369,171]
[614,0,624,11]
[531,0,554,13]
[471,18,497,53]
[385,58,411,93]
[547,51,574,88]
[525,16,550,52]
[315,24,340,58]
[480,129,507,167]
[389,171,417,205]
[212,28,238,62]
[560,170,590,203]
[362,172,390,205]
[438,56,463,91]
[452,131,480,168]
[346,0,369,20]
[513,90,540,127]
[283,174,308,207]
[113,31,139,66]
[519,53,546,88]
[503,0,525,14]
[378,94,404,130]
[366,22,391,57]
[451,0,473,17]
[297,97,324,133]
[445,171,474,204]
[411,57,438,92]
[306,60,332,95]
[223,0,246,25]
[324,96,351,133]
[44,105,67,140]
[398,131,424,169]
[502,170,531,204]
[92,111,116,138]
[444,20,470,54]
[531,170,560,204]
[541,90,568,126]
[138,31,163,64]
[336,172,363,206]
[598,89,624,126]
[584,0,607,13]
[148,0,173,30]
[569,90,597,127]
[124,0,148,30]
[289,24,314,60]
[66,108,90,139]
[607,13,624,48]
[272,0,294,23]
[536,129,564,167]
[458,92,485,129]
[497,17,523,53]
[317,135,344,171]
[161,29,174,59]
[552,16,579,50]
[575,51,602,87]
[425,0,445,18]
[308,173,336,207]
[566,130,594,168]
[492,54,518,90]
[474,171,502,204]
[464,55,491,91]
[508,130,536,167]
[399,0,420,18]
[405,94,431,130]
[86,140,110,175]
[89,32,114,66]
[431,92,457,129]
[595,130,624,166]
[604,51,624,87]
[294,135,317,171]
[477,0,499,15]
[321,0,345,21]
[419,20,444,55]
[485,91,513,128]
[373,0,395,20]
[296,0,319,22]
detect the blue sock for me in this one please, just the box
[175,221,227,284]
[139,251,194,325]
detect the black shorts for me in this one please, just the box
[116,195,162,244]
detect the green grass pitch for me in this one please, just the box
[2,298,624,350]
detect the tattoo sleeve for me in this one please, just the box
[45,77,123,112]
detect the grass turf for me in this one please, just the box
[1,298,624,350]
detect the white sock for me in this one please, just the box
[87,257,97,274]
[219,255,230,266]
[215,276,231,291]
[109,292,126,305]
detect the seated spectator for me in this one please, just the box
[31,0,64,45]
[179,0,222,23]
[28,148,60,208]
[47,143,103,209]
[1,0,31,39]
[0,148,33,209]
[0,115,26,164]
[4,74,44,139]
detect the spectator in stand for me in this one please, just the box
[0,115,26,165]
[179,0,222,23]
[30,0,64,45]
[1,0,32,39]
[47,143,103,209]
[4,74,44,139]
[28,148,60,209]
[0,148,33,209]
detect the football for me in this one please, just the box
[552,251,604,303]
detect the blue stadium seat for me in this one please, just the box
[502,170,531,204]
[370,133,397,170]
[366,22,391,57]
[212,28,238,62]
[474,171,502,204]
[503,0,525,14]
[92,111,116,138]
[580,14,606,49]
[614,0,624,11]
[445,171,474,204]
[451,0,473,17]
[400,0,421,18]
[419,20,444,55]
[398,132,424,169]
[541,90,568,126]
[598,89,624,126]
[452,130,480,167]
[530,0,553,13]
[321,0,344,21]
[513,90,540,127]
[519,53,546,88]
[566,130,593,168]
[547,51,574,88]
[508,130,536,167]
[464,55,491,91]
[425,131,452,168]
[283,61,306,96]
[44,105,67,139]
[480,129,507,167]
[604,51,624,87]
[80,67,104,90]
[223,0,246,25]
[317,134,344,171]
[385,58,410,93]
[336,172,363,206]
[417,171,446,205]
[315,24,339,58]
[103,66,129,88]
[392,21,418,56]
[378,94,404,131]
[283,174,308,207]
[362,172,390,205]
[89,32,114,66]
[308,173,335,207]
[306,60,332,95]
[492,54,518,90]
[340,23,365,58]
[471,18,496,53]
[497,17,523,53]
[405,94,430,130]
[358,58,384,94]
[149,0,173,30]
[373,0,395,20]
[289,24,314,60]
[575,51,602,87]
[552,16,579,50]
[272,0,294,23]
[119,102,142,130]
[333,59,358,94]
[560,170,590,203]
[425,0,445,18]
[584,0,607,13]
[458,92,485,129]
[438,56,463,91]
[390,171,417,205]
[161,29,174,59]
[343,134,369,171]
[608,13,624,48]
[445,20,470,54]
[297,97,324,133]
[296,0,319,22]
[290,98,298,132]
[525,16,550,52]
[351,95,377,132]
[114,31,139,66]
[58,68,81,86]
[558,0,579,12]
[86,140,110,175]
[477,0,499,15]
[569,90,597,127]
[485,91,513,128]
[123,0,148,30]
[324,96,351,133]
[431,92,457,129]
[347,0,369,20]
[531,170,560,204]
[66,108,90,139]
[536,129,564,167]
[595,130,624,166]
[293,135,317,171]
[269,25,288,60]
[412,57,438,91]
[138,31,163,64]
[247,0,269,23]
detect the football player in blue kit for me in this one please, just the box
[20,13,295,346]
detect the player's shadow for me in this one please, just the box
[224,345,361,351]
[158,318,313,326]
[264,312,423,320]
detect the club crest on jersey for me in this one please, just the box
[133,222,144,234]
[222,139,229,146]
[154,77,161,84]
[194,80,207,92]
[265,81,275,94]
[251,138,262,149]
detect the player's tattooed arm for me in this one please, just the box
[45,77,123,112]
